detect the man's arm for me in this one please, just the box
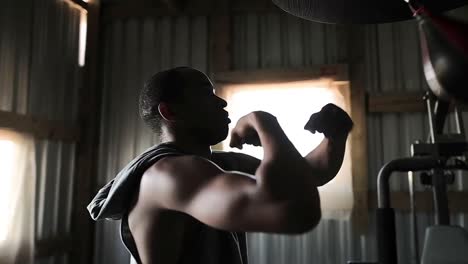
[139,112,321,234]
[303,103,353,186]
[226,104,352,186]
[225,135,348,187]
[304,135,347,186]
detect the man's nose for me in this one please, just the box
[217,96,227,108]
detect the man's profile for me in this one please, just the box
[88,66,353,264]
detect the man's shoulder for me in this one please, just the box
[143,154,220,188]
[211,151,260,173]
[138,155,222,209]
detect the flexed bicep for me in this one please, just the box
[139,155,320,234]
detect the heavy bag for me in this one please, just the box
[271,0,468,24]
[416,7,468,104]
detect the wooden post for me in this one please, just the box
[71,0,102,263]
[347,25,370,234]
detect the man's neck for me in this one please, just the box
[161,131,212,158]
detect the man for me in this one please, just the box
[88,67,353,264]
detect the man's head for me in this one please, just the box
[139,67,230,145]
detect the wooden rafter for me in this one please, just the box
[65,0,88,11]
[102,0,280,22]
[0,110,79,142]
[368,92,426,113]
[214,64,349,84]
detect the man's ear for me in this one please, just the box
[158,102,176,122]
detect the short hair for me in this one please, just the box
[139,67,197,135]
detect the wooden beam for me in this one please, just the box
[0,110,79,142]
[102,3,176,22]
[347,25,369,234]
[35,236,73,258]
[368,92,425,113]
[368,191,468,212]
[102,0,279,22]
[161,0,188,11]
[367,91,468,113]
[65,0,88,11]
[214,64,348,84]
[70,0,101,263]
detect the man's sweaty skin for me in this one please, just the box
[127,69,352,264]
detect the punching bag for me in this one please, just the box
[415,7,468,104]
[271,0,468,104]
[271,0,468,24]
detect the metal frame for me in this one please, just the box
[376,92,468,264]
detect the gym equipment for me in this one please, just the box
[374,92,468,264]
[349,93,468,264]
[271,0,468,24]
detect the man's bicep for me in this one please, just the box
[140,155,256,212]
[140,155,319,233]
[187,173,318,233]
[184,171,258,229]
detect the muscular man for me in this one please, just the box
[88,67,353,264]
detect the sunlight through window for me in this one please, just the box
[78,10,88,67]
[220,79,354,215]
[0,139,17,242]
[222,80,342,158]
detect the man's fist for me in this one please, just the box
[229,111,274,149]
[304,103,353,138]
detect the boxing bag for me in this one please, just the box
[416,7,468,104]
[271,0,468,24]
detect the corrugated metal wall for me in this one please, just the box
[0,0,82,263]
[95,6,468,264]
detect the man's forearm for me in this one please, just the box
[251,113,300,162]
[304,135,347,186]
[251,114,318,199]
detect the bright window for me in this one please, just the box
[0,130,36,260]
[0,139,17,242]
[78,10,88,67]
[219,79,354,216]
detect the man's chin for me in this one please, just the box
[208,131,228,146]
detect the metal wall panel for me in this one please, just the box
[232,12,347,70]
[0,0,34,114]
[1,1,82,263]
